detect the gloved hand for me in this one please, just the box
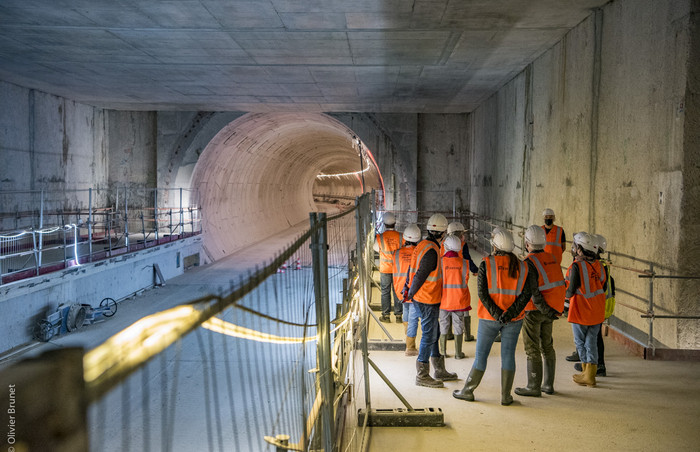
[498,312,512,325]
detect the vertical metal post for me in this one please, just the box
[38,189,44,268]
[310,212,334,452]
[88,188,93,262]
[179,188,184,236]
[107,212,113,257]
[32,231,39,276]
[154,189,159,242]
[355,196,372,412]
[648,263,655,358]
[124,186,129,250]
[169,209,173,241]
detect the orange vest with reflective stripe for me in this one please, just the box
[392,245,415,302]
[441,255,471,311]
[409,240,442,304]
[478,255,529,321]
[376,230,402,273]
[542,225,564,265]
[524,251,566,312]
[566,260,606,326]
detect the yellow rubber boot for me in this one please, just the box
[573,363,587,385]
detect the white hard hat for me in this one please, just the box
[573,231,597,253]
[426,214,448,233]
[447,222,465,234]
[403,224,422,243]
[542,208,555,217]
[491,227,515,253]
[524,225,546,248]
[382,212,396,226]
[592,233,607,252]
[443,233,462,252]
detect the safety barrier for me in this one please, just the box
[0,192,377,451]
[0,187,201,285]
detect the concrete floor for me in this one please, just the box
[3,219,699,451]
[365,253,700,452]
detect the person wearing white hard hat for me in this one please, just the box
[541,208,566,266]
[391,224,422,356]
[453,227,538,406]
[373,212,403,323]
[405,213,457,388]
[565,231,608,387]
[438,233,473,360]
[572,233,615,377]
[514,225,565,397]
[444,221,479,341]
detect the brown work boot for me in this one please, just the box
[431,356,458,381]
[405,336,419,356]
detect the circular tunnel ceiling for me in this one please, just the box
[191,112,382,261]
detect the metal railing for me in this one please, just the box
[0,192,376,451]
[462,211,700,357]
[0,187,202,285]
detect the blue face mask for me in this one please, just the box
[544,219,554,226]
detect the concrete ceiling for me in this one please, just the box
[0,0,608,113]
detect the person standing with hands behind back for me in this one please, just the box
[453,227,535,406]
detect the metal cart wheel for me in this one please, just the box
[66,304,86,332]
[100,297,118,317]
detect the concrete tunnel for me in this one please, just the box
[189,112,382,261]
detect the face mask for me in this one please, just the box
[544,219,553,226]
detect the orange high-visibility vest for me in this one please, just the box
[408,240,442,304]
[542,225,564,265]
[524,251,566,312]
[392,245,415,302]
[376,230,402,273]
[566,260,606,326]
[478,255,528,322]
[441,255,471,311]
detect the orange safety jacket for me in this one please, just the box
[542,225,564,265]
[408,240,442,304]
[566,260,606,326]
[392,245,415,303]
[441,255,471,311]
[376,230,402,273]
[524,251,566,312]
[478,255,529,322]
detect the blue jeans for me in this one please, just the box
[473,318,523,372]
[380,272,401,316]
[404,302,421,338]
[572,323,601,364]
[415,302,440,362]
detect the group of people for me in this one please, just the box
[374,208,616,405]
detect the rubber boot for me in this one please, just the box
[573,363,587,384]
[454,334,466,359]
[405,337,419,356]
[541,358,556,395]
[415,360,444,388]
[464,315,475,341]
[439,334,449,357]
[395,314,402,322]
[566,350,580,362]
[514,360,542,397]
[431,355,458,381]
[453,368,484,401]
[578,364,597,387]
[501,369,516,406]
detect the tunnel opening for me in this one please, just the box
[190,112,383,262]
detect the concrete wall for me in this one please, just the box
[0,236,202,353]
[0,81,108,228]
[468,0,698,348]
